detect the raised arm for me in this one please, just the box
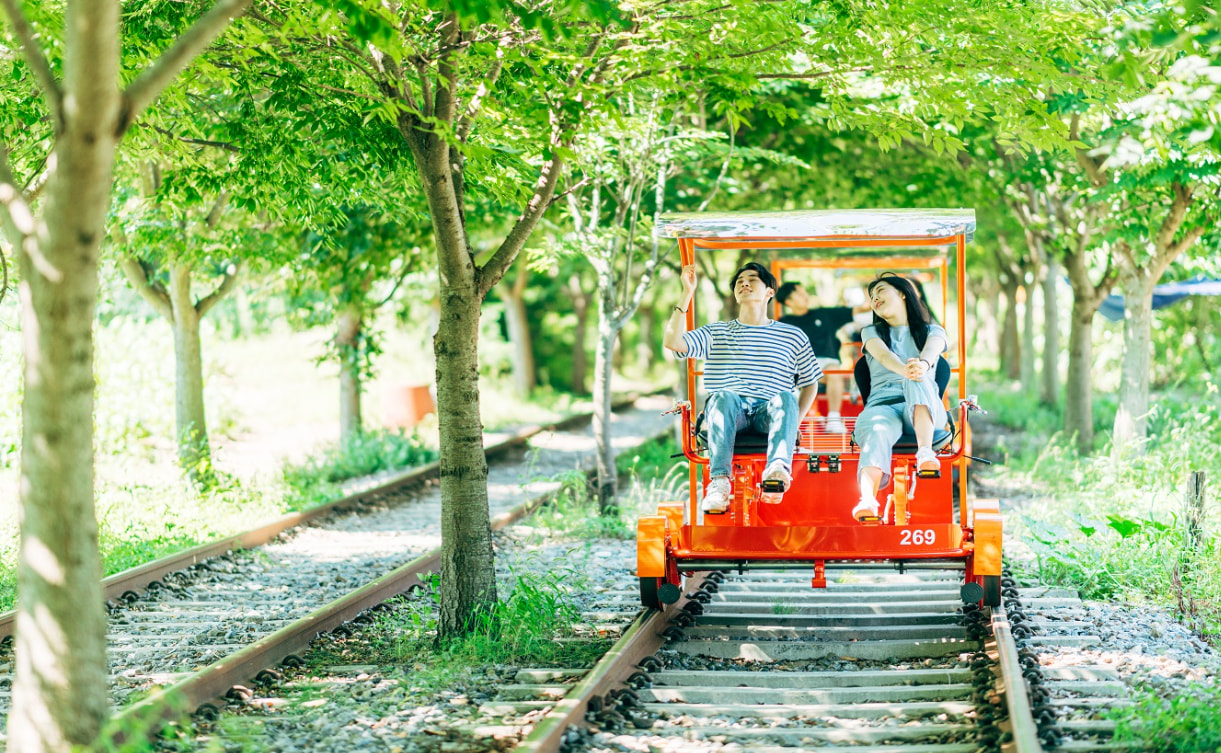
[662,264,697,354]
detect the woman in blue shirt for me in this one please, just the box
[852,274,948,522]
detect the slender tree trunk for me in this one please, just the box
[1040,258,1060,406]
[592,286,618,512]
[1114,275,1155,452]
[1064,298,1095,455]
[975,281,1000,363]
[233,283,255,337]
[569,275,591,394]
[9,3,119,749]
[636,302,656,373]
[1021,281,1037,395]
[1000,278,1020,380]
[502,261,535,397]
[336,303,363,440]
[167,263,210,479]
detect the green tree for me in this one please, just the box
[1083,7,1221,450]
[287,206,431,438]
[0,0,251,747]
[112,165,244,485]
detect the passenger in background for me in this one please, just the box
[664,263,820,514]
[776,282,864,433]
[851,273,948,523]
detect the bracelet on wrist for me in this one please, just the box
[673,306,688,314]
[920,358,932,369]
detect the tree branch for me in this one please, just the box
[696,121,734,212]
[474,27,625,298]
[373,260,414,308]
[195,260,242,317]
[119,256,175,321]
[0,236,8,307]
[204,191,229,228]
[119,0,253,136]
[146,123,241,153]
[457,48,506,143]
[478,145,566,298]
[1155,182,1193,254]
[0,0,64,129]
[1069,114,1108,188]
[434,19,465,126]
[0,144,37,241]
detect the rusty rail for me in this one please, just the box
[0,391,658,641]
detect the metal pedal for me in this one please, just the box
[759,478,785,504]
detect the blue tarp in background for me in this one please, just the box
[1097,276,1221,322]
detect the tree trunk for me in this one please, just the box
[502,261,535,397]
[1064,298,1095,455]
[336,303,363,440]
[592,287,618,512]
[9,2,119,749]
[168,262,211,481]
[636,302,656,373]
[1040,258,1060,406]
[405,130,498,636]
[1113,275,1155,451]
[433,276,498,633]
[1000,278,1021,380]
[1021,281,1037,395]
[569,275,591,394]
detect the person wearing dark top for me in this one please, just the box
[776,282,856,433]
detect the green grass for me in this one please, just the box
[1111,684,1221,752]
[976,381,1221,644]
[280,428,438,510]
[335,565,611,689]
[521,435,684,542]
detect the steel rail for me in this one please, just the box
[514,575,705,753]
[0,392,656,641]
[992,602,1044,753]
[100,418,672,746]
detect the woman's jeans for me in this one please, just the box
[855,376,947,485]
[706,390,800,479]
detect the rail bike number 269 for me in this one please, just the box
[900,529,936,546]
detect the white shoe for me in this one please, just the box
[852,498,880,522]
[761,460,792,492]
[915,447,940,474]
[825,415,846,434]
[702,477,732,514]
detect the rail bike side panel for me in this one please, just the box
[677,523,967,560]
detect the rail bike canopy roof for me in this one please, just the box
[655,209,976,254]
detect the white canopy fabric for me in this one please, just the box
[656,209,976,242]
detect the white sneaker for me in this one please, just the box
[702,477,732,514]
[852,498,880,522]
[761,460,792,491]
[915,447,940,474]
[825,415,846,434]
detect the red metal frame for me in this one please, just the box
[668,230,978,566]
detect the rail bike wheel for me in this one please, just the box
[639,576,682,609]
[640,577,663,609]
[983,575,1001,607]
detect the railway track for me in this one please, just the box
[506,566,1117,753]
[0,395,673,748]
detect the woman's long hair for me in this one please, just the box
[866,273,932,352]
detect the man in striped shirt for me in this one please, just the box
[664,262,821,513]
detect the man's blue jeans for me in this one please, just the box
[706,391,800,479]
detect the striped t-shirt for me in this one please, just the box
[677,320,821,400]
